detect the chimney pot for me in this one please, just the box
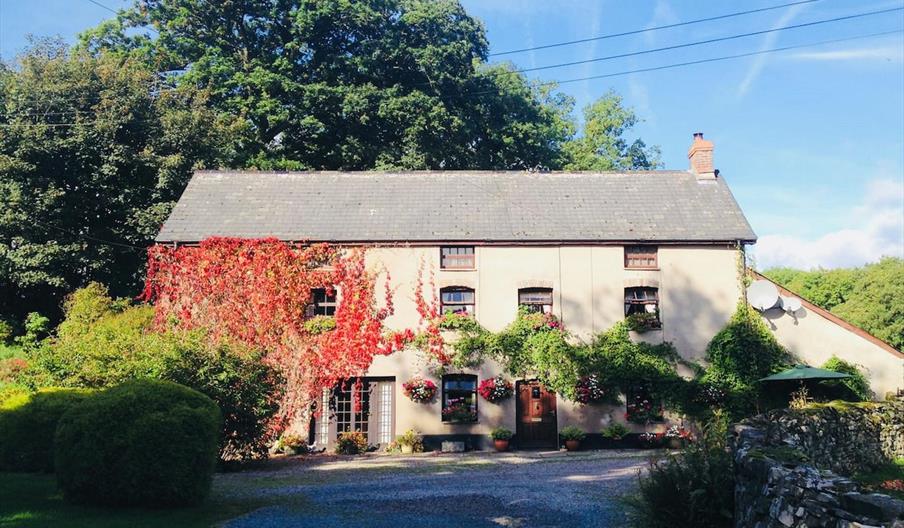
[688,132,716,179]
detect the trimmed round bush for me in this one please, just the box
[0,388,94,472]
[54,379,221,507]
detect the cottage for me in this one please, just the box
[156,133,902,450]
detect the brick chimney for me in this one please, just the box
[688,132,716,179]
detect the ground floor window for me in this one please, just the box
[625,385,664,424]
[442,374,478,423]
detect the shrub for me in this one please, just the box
[559,425,586,441]
[335,431,368,455]
[627,412,734,528]
[26,285,281,462]
[274,433,310,455]
[601,422,630,440]
[0,388,94,472]
[54,379,221,507]
[163,339,282,461]
[490,427,513,441]
[703,303,790,419]
[820,356,872,401]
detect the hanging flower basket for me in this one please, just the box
[402,377,437,403]
[478,375,514,403]
[574,375,606,404]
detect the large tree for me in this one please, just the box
[80,0,577,170]
[564,90,661,171]
[0,39,227,323]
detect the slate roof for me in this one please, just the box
[156,170,757,243]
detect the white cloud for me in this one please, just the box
[754,178,904,269]
[737,3,808,98]
[788,46,904,62]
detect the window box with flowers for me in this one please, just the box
[625,386,664,424]
[624,311,661,333]
[442,398,477,423]
[574,374,606,404]
[478,375,514,403]
[403,377,437,403]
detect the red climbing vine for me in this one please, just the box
[142,237,407,423]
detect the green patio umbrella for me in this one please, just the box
[759,364,851,382]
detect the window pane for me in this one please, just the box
[441,247,475,268]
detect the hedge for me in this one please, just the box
[54,379,221,507]
[0,388,94,472]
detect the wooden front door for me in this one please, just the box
[516,380,557,448]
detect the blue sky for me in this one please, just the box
[1,0,902,270]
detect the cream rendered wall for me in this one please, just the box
[361,244,742,439]
[762,307,903,398]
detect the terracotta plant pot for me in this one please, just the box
[494,439,510,452]
[565,440,580,452]
[400,444,414,454]
[667,438,683,449]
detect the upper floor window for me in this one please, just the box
[441,246,475,269]
[440,287,475,315]
[518,288,553,314]
[308,288,337,317]
[624,287,660,329]
[442,374,478,423]
[625,245,658,269]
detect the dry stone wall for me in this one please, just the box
[732,401,904,528]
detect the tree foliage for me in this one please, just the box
[764,257,903,350]
[564,91,661,171]
[702,303,790,417]
[0,39,228,323]
[23,282,282,461]
[81,0,579,170]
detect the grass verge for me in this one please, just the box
[0,471,268,528]
[853,458,904,501]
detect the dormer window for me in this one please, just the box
[625,246,658,269]
[440,246,475,270]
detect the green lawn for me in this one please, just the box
[0,472,263,528]
[853,458,904,500]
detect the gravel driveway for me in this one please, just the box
[218,450,650,528]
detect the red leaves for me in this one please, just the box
[412,260,451,365]
[142,238,397,421]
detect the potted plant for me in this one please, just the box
[395,429,423,454]
[560,425,585,451]
[600,422,630,449]
[490,427,513,452]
